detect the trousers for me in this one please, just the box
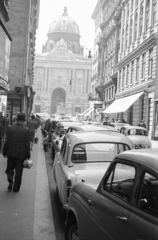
[5,157,24,191]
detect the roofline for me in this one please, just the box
[91,0,102,19]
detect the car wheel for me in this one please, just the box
[65,217,79,240]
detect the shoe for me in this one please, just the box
[8,183,13,190]
[13,189,19,192]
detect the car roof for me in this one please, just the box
[117,149,158,173]
[68,124,117,132]
[110,123,131,126]
[122,125,146,130]
[61,121,84,127]
[66,131,132,146]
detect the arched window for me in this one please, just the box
[37,81,42,91]
[146,0,150,31]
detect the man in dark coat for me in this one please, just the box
[3,113,30,192]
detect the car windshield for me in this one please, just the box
[128,129,147,136]
[72,143,130,163]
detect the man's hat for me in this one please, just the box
[17,113,25,122]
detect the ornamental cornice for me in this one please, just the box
[116,34,157,69]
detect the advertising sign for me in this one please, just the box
[0,24,11,83]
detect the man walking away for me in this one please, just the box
[3,113,30,192]
[27,115,37,150]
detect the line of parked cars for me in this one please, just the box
[42,117,157,240]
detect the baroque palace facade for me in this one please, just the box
[93,0,158,139]
[33,8,92,116]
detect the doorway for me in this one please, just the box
[51,88,66,114]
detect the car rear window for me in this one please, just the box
[71,143,130,163]
[128,129,147,136]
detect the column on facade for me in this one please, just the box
[73,69,76,93]
[120,5,124,54]
[136,0,141,40]
[123,3,128,51]
[149,0,153,29]
[132,0,137,44]
[44,67,47,91]
[142,0,146,35]
[100,44,105,84]
[82,70,85,93]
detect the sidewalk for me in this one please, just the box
[33,128,56,240]
[0,128,56,240]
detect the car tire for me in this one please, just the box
[65,216,79,240]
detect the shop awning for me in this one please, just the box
[80,107,93,115]
[103,92,144,113]
[85,107,94,116]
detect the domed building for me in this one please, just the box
[33,7,92,116]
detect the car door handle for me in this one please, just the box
[115,216,127,221]
[87,199,92,205]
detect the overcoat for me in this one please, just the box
[3,122,30,160]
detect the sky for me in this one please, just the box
[35,0,98,54]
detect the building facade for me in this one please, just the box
[92,0,158,140]
[6,0,40,123]
[33,8,92,117]
[0,0,11,116]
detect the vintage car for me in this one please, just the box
[120,125,151,149]
[66,124,118,133]
[53,131,132,209]
[65,148,158,240]
[109,122,131,132]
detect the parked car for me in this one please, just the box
[66,124,118,133]
[120,125,151,149]
[109,122,131,132]
[65,148,158,240]
[53,131,132,209]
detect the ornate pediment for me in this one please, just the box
[46,38,76,61]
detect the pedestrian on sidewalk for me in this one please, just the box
[3,113,30,192]
[27,115,37,150]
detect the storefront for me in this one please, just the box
[0,20,11,116]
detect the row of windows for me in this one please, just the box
[118,48,153,89]
[121,0,157,51]
[105,86,115,101]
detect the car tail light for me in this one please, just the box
[66,179,72,199]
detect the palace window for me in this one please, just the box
[139,5,143,36]
[148,48,153,76]
[37,81,42,91]
[126,65,129,86]
[131,61,134,83]
[136,57,140,82]
[142,53,146,79]
[146,0,150,31]
[153,0,157,26]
